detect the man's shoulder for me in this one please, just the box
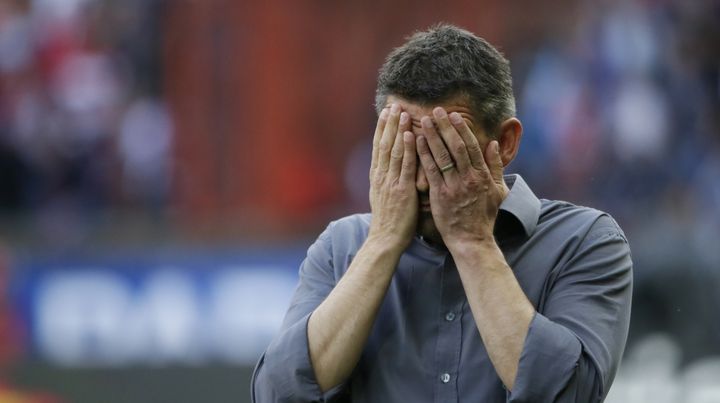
[327,212,371,233]
[318,213,371,247]
[538,199,627,242]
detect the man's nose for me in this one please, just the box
[416,164,429,193]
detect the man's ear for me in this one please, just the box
[497,118,522,167]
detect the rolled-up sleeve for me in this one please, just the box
[509,215,633,402]
[252,223,347,402]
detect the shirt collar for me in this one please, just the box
[498,174,541,238]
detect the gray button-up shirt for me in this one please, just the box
[252,174,632,403]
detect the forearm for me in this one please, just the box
[450,240,534,390]
[307,236,401,392]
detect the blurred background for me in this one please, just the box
[0,0,719,402]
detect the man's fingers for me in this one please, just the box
[486,140,504,183]
[399,131,416,183]
[421,116,456,179]
[432,107,471,172]
[416,135,445,187]
[370,107,389,174]
[387,112,409,178]
[377,103,401,172]
[449,112,484,169]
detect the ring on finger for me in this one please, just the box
[440,162,456,173]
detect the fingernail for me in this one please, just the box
[400,112,409,124]
[449,112,463,124]
[391,103,400,113]
[380,108,389,119]
[494,141,500,153]
[433,107,446,118]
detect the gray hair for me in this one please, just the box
[375,23,516,135]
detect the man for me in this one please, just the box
[252,24,632,402]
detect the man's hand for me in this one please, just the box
[368,103,417,250]
[415,107,509,251]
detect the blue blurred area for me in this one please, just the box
[9,247,303,366]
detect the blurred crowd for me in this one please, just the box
[0,0,719,381]
[515,0,720,245]
[0,0,171,225]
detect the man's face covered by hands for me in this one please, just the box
[383,95,494,245]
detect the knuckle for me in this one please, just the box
[452,142,466,156]
[372,171,384,183]
[479,170,491,180]
[391,148,403,160]
[465,176,482,189]
[467,142,481,155]
[401,162,414,174]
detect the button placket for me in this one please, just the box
[433,257,463,402]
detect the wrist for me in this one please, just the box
[364,232,409,257]
[446,235,501,263]
[352,234,407,279]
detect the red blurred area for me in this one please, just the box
[0,247,22,366]
[0,384,62,403]
[162,0,570,228]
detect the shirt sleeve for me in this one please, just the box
[252,222,349,403]
[508,215,633,403]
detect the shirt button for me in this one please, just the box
[445,312,456,321]
[440,373,451,383]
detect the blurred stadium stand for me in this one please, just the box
[0,0,719,402]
